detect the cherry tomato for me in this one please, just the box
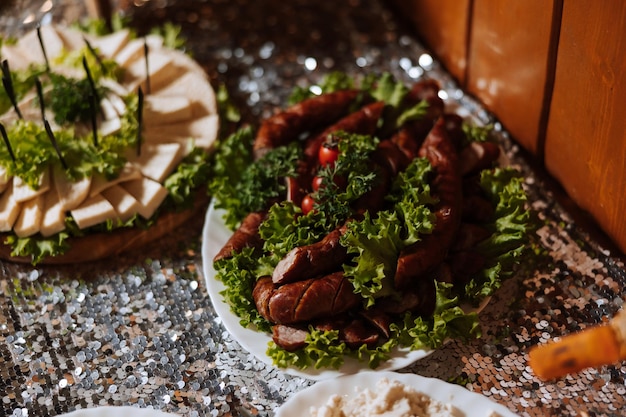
[312,174,347,192]
[301,194,315,214]
[312,175,324,191]
[318,144,339,167]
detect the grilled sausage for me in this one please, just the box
[391,79,445,157]
[213,211,266,262]
[459,141,501,176]
[258,271,361,324]
[272,226,348,285]
[253,90,359,159]
[272,324,308,351]
[303,100,385,165]
[394,117,463,289]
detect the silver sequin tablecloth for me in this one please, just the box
[1,1,626,416]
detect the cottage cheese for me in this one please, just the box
[309,377,501,417]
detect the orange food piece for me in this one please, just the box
[528,325,621,380]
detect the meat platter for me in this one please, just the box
[202,73,532,378]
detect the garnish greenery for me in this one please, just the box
[209,72,533,370]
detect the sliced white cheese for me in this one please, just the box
[153,71,218,116]
[100,78,130,97]
[13,169,50,203]
[140,134,196,156]
[144,95,193,125]
[52,166,91,211]
[106,93,127,116]
[41,181,66,237]
[53,25,85,51]
[70,194,117,229]
[0,167,10,194]
[120,177,169,219]
[124,50,177,92]
[114,35,163,67]
[100,97,118,121]
[101,184,141,222]
[99,117,122,136]
[18,24,65,64]
[127,143,183,183]
[0,182,22,232]
[13,193,44,237]
[142,114,219,150]
[89,163,142,197]
[87,28,131,59]
[0,44,32,70]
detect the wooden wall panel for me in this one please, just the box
[466,0,558,157]
[388,0,470,85]
[544,0,626,253]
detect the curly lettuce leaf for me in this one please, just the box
[341,157,436,306]
[267,327,348,370]
[214,247,271,332]
[5,231,71,265]
[463,167,531,301]
[392,281,481,350]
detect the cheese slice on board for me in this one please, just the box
[121,177,169,219]
[70,194,118,229]
[41,182,66,237]
[144,95,193,125]
[0,183,22,232]
[54,25,86,51]
[101,185,141,222]
[87,28,131,59]
[13,170,50,203]
[124,50,178,93]
[152,71,218,116]
[17,24,65,65]
[52,166,91,211]
[90,163,142,197]
[0,166,10,194]
[127,143,184,183]
[13,193,44,237]
[114,35,163,67]
[142,114,219,150]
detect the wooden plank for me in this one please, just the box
[544,0,626,254]
[466,0,558,156]
[387,0,471,85]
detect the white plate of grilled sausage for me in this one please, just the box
[201,201,435,380]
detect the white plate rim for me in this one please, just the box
[56,406,180,417]
[274,371,519,417]
[201,200,434,380]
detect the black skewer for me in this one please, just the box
[143,38,151,94]
[0,123,16,162]
[35,77,46,121]
[82,56,102,117]
[89,93,98,147]
[83,36,107,76]
[1,60,22,119]
[36,24,50,72]
[136,86,144,156]
[44,120,68,170]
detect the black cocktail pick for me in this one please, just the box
[82,55,103,117]
[36,24,50,72]
[35,77,46,121]
[136,86,143,156]
[0,123,16,162]
[143,38,151,94]
[1,60,22,119]
[44,120,68,170]
[83,36,107,76]
[89,93,98,147]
